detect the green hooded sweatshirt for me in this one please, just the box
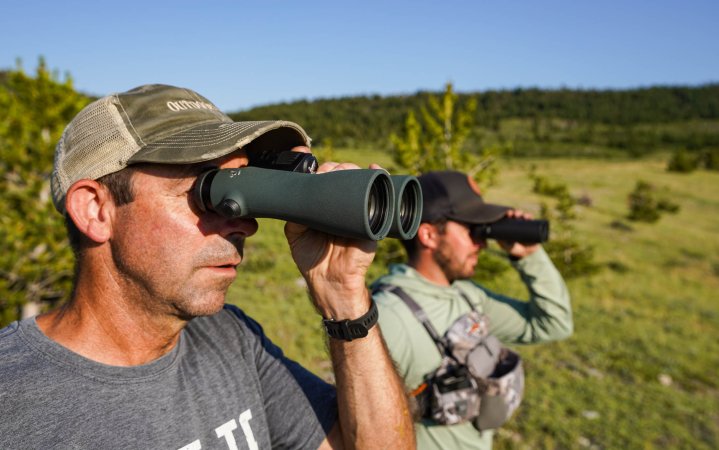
[371,248,573,450]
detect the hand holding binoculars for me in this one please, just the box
[193,151,423,241]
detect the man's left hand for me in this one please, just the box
[284,161,381,320]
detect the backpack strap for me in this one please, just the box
[457,289,478,312]
[451,280,485,311]
[373,284,447,356]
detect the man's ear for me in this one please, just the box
[65,180,115,244]
[416,223,440,250]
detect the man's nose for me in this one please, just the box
[199,211,259,239]
[223,216,259,239]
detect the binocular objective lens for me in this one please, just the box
[399,187,417,232]
[367,178,390,234]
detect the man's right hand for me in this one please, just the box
[497,209,542,259]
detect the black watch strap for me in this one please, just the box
[323,300,379,341]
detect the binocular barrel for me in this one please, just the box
[389,175,423,240]
[194,167,422,241]
[473,218,550,243]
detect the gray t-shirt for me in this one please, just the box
[0,305,337,449]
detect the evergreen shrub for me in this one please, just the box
[666,149,698,173]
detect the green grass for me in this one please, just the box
[227,150,719,449]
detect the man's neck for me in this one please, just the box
[36,265,185,367]
[408,257,451,286]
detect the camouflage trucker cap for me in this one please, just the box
[51,83,311,213]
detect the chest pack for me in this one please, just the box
[376,284,525,431]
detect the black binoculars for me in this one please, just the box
[471,218,549,244]
[192,152,422,241]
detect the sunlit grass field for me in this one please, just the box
[228,150,719,449]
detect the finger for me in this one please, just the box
[284,221,310,240]
[316,161,341,174]
[331,162,361,171]
[506,209,533,220]
[317,161,361,174]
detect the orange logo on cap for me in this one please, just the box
[466,175,482,196]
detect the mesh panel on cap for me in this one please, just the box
[51,96,140,212]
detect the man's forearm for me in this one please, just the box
[514,247,573,340]
[483,247,573,343]
[329,324,415,450]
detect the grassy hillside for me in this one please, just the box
[227,150,719,449]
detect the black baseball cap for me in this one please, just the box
[418,171,510,224]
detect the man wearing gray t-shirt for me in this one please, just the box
[0,84,414,449]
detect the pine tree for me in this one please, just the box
[391,111,422,173]
[531,171,599,278]
[389,83,496,181]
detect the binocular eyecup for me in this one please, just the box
[194,167,422,241]
[472,218,549,244]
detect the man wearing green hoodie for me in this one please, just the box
[371,170,573,449]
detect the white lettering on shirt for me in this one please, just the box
[215,419,240,450]
[177,408,257,450]
[239,410,259,450]
[177,441,202,450]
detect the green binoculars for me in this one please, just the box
[193,167,423,241]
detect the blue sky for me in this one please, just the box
[2,0,717,111]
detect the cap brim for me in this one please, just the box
[127,120,310,164]
[448,201,511,224]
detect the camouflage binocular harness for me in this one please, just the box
[374,285,525,431]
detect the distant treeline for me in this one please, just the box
[229,84,719,150]
[3,64,716,155]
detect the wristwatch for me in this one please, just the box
[323,300,379,341]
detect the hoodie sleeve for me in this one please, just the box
[472,247,573,344]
